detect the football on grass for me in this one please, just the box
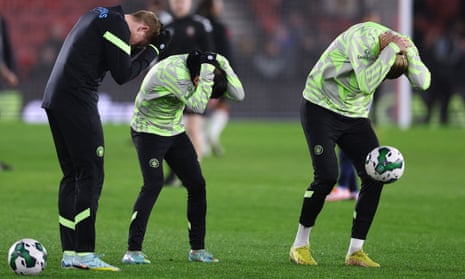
[365,146,405,183]
[8,238,47,275]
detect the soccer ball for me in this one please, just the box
[8,238,47,275]
[365,146,405,183]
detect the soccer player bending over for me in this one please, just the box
[42,6,170,271]
[122,50,244,264]
[289,21,430,267]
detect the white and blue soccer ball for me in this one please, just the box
[8,238,47,275]
[365,146,405,183]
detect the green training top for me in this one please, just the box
[303,21,431,118]
[131,54,244,136]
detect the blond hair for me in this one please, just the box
[130,10,161,42]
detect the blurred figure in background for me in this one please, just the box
[0,14,19,171]
[414,0,465,126]
[326,150,359,202]
[146,0,172,25]
[161,0,214,60]
[161,0,215,185]
[197,0,233,156]
[22,24,64,104]
[0,15,18,89]
[422,22,463,125]
[252,34,288,81]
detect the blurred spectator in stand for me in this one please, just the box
[21,42,61,122]
[233,33,257,84]
[252,26,290,81]
[44,24,65,55]
[285,8,319,79]
[0,15,18,89]
[455,21,465,108]
[415,0,464,126]
[21,24,64,123]
[252,0,297,82]
[422,22,463,125]
[22,26,64,103]
[0,14,19,171]
[161,0,215,186]
[197,0,233,157]
[146,0,172,25]
[161,0,214,59]
[250,0,281,36]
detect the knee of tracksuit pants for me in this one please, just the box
[309,178,337,196]
[185,177,206,199]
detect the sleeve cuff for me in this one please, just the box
[387,42,401,54]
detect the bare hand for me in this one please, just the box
[4,71,18,86]
[379,32,412,53]
[0,65,18,86]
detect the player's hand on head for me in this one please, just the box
[379,32,412,53]
[379,31,395,51]
[390,35,411,53]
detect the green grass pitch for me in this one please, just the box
[0,121,464,278]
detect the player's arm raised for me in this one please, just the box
[402,36,431,91]
[104,23,170,85]
[216,54,245,102]
[348,33,391,94]
[103,27,156,84]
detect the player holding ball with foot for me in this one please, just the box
[289,21,430,267]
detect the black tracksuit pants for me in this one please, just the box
[299,100,384,240]
[128,129,207,251]
[46,108,104,253]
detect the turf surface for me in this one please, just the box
[0,121,464,278]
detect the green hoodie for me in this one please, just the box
[303,21,431,118]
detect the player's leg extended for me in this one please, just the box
[338,120,383,240]
[166,133,206,250]
[338,120,383,267]
[127,131,169,252]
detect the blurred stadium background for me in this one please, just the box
[0,0,464,126]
